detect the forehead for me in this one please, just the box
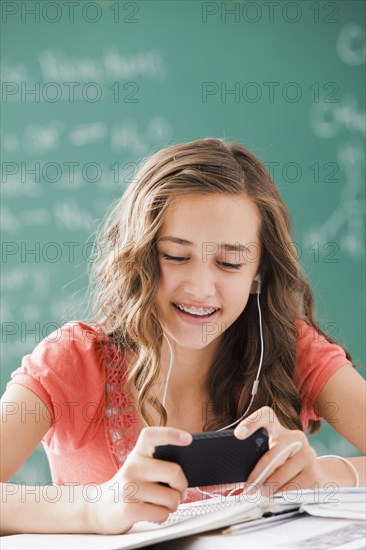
[159,194,261,245]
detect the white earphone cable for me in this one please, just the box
[217,287,264,431]
[162,332,174,409]
[161,275,274,500]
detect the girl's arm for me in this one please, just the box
[313,363,366,486]
[314,364,366,454]
[1,384,192,535]
[0,482,89,536]
[1,384,89,535]
[1,384,52,482]
[234,364,365,494]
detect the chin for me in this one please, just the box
[173,332,221,350]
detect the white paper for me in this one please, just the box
[157,517,366,550]
[2,488,365,550]
[301,501,366,521]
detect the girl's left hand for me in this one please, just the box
[234,406,323,498]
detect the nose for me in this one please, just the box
[182,263,216,301]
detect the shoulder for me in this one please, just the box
[8,320,126,450]
[11,320,111,387]
[295,319,351,371]
[7,321,123,448]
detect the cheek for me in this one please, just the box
[156,267,178,302]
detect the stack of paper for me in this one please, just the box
[2,488,365,550]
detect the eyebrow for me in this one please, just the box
[158,236,252,253]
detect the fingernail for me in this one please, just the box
[236,426,249,438]
[180,433,192,443]
[182,490,188,501]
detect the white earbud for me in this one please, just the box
[254,274,262,294]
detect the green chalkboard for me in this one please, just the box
[1,0,365,485]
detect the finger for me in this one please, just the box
[135,427,192,458]
[255,453,308,497]
[123,455,189,494]
[245,438,304,487]
[268,447,318,495]
[234,406,279,441]
[135,481,183,513]
[277,474,317,495]
[127,501,175,527]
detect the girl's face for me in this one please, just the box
[155,193,261,351]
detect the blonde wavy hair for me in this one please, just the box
[87,138,356,434]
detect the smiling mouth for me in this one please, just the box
[172,303,219,317]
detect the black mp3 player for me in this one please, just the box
[153,428,269,488]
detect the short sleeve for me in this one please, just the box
[6,321,108,454]
[295,319,353,429]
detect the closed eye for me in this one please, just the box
[162,254,187,262]
[161,254,242,270]
[220,262,242,270]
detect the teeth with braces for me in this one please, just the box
[175,304,218,316]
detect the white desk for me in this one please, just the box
[2,515,366,550]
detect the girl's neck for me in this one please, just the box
[123,336,221,428]
[158,336,221,398]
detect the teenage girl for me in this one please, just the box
[1,138,365,535]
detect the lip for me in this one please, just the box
[171,303,220,326]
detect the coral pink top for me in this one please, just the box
[7,320,352,501]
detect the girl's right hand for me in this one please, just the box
[86,427,192,535]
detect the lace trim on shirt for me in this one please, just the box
[97,334,141,465]
[95,330,215,504]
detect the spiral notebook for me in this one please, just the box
[2,488,365,550]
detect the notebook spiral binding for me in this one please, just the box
[161,497,244,526]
